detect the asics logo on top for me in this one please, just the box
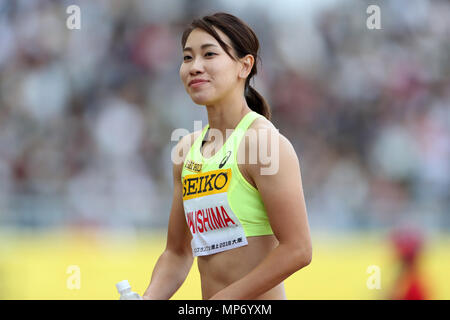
[219,151,232,169]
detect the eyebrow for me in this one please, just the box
[183,43,219,52]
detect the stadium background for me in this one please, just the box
[0,0,448,299]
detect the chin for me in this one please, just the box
[190,94,216,106]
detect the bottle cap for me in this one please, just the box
[116,280,131,292]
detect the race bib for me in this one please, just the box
[182,168,248,256]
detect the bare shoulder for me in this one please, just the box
[243,116,299,180]
[247,116,297,159]
[248,116,277,131]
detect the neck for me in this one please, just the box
[204,92,252,138]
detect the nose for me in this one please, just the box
[189,57,204,75]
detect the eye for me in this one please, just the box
[205,52,216,57]
[183,55,192,61]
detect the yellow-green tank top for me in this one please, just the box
[181,111,273,256]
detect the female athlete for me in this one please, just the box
[143,12,312,300]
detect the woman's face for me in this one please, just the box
[180,27,241,106]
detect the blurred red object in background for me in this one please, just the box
[389,227,430,300]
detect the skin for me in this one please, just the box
[143,27,312,300]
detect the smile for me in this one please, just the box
[191,82,208,88]
[189,80,209,87]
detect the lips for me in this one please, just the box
[189,79,209,87]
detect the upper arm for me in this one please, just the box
[247,128,312,256]
[165,133,197,256]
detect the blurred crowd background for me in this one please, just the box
[0,0,448,235]
[0,0,449,300]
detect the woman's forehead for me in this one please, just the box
[184,27,232,51]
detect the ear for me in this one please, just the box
[238,54,254,80]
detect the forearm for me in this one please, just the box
[210,244,311,300]
[143,249,194,300]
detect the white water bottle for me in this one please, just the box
[116,280,143,300]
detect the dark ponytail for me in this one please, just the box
[182,12,271,121]
[245,84,271,121]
